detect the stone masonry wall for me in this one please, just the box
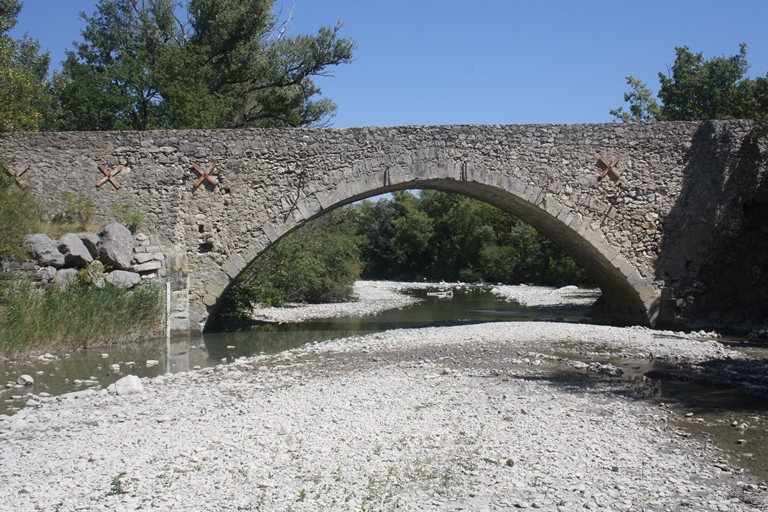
[0,121,764,332]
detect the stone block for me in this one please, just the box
[54,268,78,286]
[544,199,564,219]
[222,260,240,279]
[132,260,162,272]
[98,223,134,270]
[262,223,280,243]
[133,252,155,264]
[106,270,141,288]
[78,232,100,259]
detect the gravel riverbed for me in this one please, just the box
[2,283,767,511]
[249,281,425,323]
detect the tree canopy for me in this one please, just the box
[611,44,768,123]
[0,0,53,131]
[352,191,589,285]
[53,0,357,130]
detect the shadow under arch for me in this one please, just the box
[204,173,660,332]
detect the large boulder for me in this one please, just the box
[53,268,78,286]
[105,270,141,288]
[107,375,143,395]
[78,232,101,259]
[98,223,134,270]
[23,234,65,268]
[59,233,93,268]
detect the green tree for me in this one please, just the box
[0,0,21,33]
[0,0,53,131]
[611,44,768,122]
[349,191,591,286]
[221,208,362,316]
[54,0,356,130]
[609,77,660,123]
[353,197,399,278]
[391,191,434,278]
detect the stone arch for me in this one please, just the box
[204,168,660,332]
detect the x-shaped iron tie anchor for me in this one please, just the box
[5,164,29,188]
[192,163,219,190]
[598,156,621,180]
[97,164,123,189]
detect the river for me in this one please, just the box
[2,284,590,416]
[2,285,765,411]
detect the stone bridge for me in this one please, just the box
[1,121,765,333]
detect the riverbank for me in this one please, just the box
[248,280,425,323]
[2,316,766,510]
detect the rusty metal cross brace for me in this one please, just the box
[4,164,29,188]
[192,162,219,190]
[598,156,621,180]
[97,164,123,189]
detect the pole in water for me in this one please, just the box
[166,281,172,374]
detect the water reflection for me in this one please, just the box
[203,286,588,360]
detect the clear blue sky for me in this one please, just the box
[10,0,768,128]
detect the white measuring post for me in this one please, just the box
[165,281,172,374]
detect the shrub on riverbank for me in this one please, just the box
[221,209,362,317]
[0,280,162,356]
[0,172,44,259]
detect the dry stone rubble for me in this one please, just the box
[5,223,166,289]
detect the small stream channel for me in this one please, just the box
[3,285,768,481]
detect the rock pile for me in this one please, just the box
[17,223,165,288]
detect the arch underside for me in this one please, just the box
[204,173,659,332]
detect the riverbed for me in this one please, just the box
[1,282,767,510]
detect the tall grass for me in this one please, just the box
[0,280,162,356]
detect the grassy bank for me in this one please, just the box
[0,280,163,357]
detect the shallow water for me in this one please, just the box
[3,286,577,413]
[0,287,761,411]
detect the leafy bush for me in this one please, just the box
[221,209,362,317]
[63,192,94,228]
[112,202,145,233]
[0,170,43,258]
